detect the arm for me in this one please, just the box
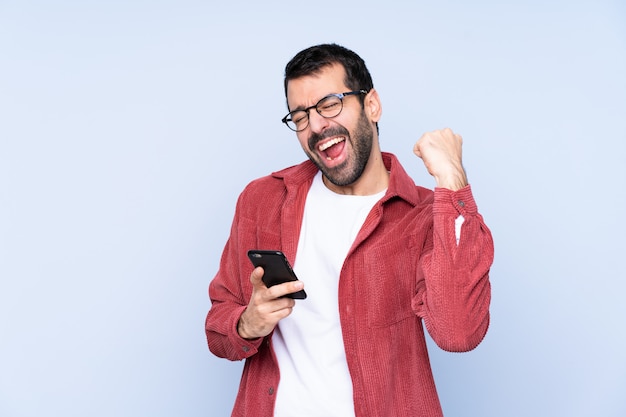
[205,188,304,360]
[415,186,493,351]
[412,129,494,351]
[205,214,264,360]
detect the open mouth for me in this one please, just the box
[318,136,346,161]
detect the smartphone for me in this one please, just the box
[247,250,307,299]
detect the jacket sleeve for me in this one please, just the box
[412,185,493,352]
[205,191,264,361]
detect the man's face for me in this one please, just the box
[286,64,377,188]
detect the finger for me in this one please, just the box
[271,304,295,320]
[249,266,266,289]
[441,127,454,137]
[413,137,424,157]
[266,280,304,299]
[254,297,295,322]
[441,128,462,144]
[272,297,296,313]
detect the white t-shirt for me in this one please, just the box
[273,172,386,417]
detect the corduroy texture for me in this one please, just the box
[206,152,494,417]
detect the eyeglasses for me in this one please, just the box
[281,90,368,132]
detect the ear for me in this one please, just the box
[364,88,382,123]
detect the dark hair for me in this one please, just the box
[283,43,374,102]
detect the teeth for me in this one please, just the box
[318,137,345,152]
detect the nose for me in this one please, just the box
[307,109,330,133]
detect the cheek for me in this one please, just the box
[337,109,363,132]
[296,133,312,152]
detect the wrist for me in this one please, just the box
[434,171,468,191]
[237,313,257,340]
[237,314,250,339]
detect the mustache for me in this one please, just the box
[308,126,350,150]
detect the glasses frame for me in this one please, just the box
[281,89,368,132]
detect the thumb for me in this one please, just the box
[413,142,423,159]
[250,266,266,289]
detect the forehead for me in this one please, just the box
[286,63,348,110]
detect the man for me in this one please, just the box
[205,43,493,417]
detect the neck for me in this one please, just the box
[322,151,389,196]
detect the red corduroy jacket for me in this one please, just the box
[206,152,493,417]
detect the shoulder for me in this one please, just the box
[236,159,318,207]
[383,152,433,207]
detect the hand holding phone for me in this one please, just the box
[247,250,307,299]
[237,265,303,340]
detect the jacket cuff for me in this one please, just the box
[229,306,264,359]
[433,184,477,216]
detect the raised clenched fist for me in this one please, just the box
[413,128,468,191]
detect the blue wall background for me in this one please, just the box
[1,1,625,416]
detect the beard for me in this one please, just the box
[306,111,375,187]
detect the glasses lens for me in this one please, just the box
[285,110,306,131]
[316,95,343,118]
